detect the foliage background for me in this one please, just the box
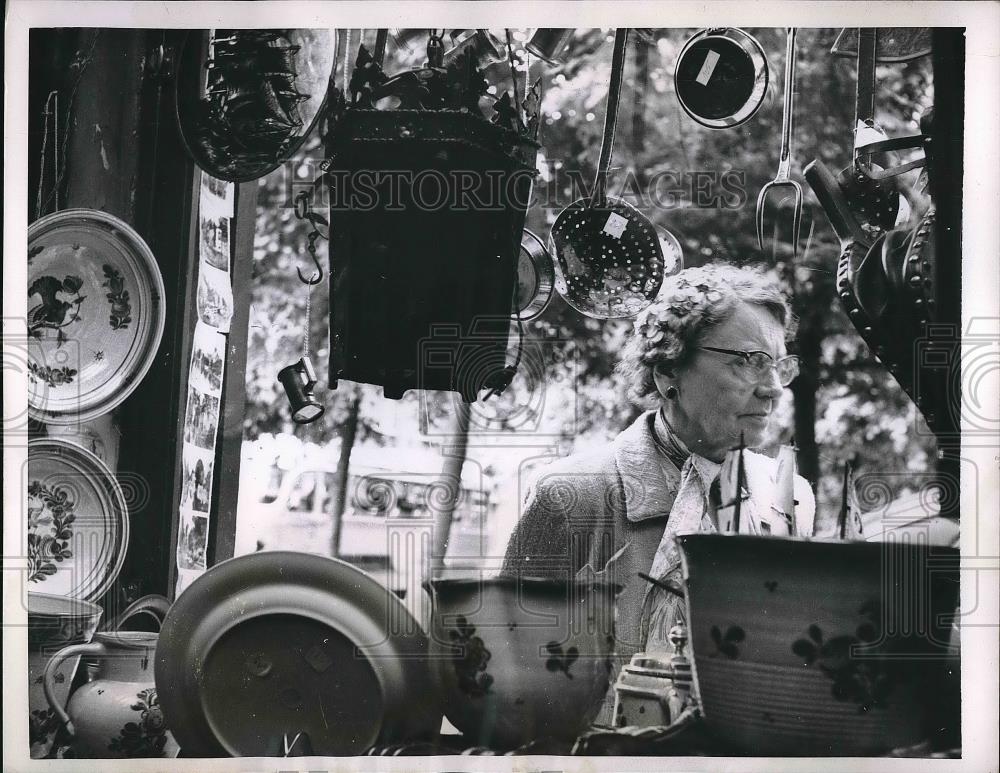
[243,28,936,543]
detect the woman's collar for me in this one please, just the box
[656,408,722,490]
[613,411,682,521]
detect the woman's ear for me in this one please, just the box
[652,364,677,401]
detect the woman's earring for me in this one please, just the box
[665,385,679,400]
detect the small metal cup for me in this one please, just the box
[524,28,576,64]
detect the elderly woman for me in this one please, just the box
[501,263,815,722]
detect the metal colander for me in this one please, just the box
[549,29,665,320]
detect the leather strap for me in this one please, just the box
[855,28,878,161]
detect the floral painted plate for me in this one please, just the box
[27,209,165,424]
[26,439,129,603]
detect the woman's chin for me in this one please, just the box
[735,415,769,445]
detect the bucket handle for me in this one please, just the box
[100,594,170,633]
[43,641,107,734]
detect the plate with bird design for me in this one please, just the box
[27,209,166,424]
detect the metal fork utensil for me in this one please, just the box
[756,27,802,258]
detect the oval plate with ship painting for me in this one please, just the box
[175,29,337,182]
[27,209,166,425]
[26,439,130,604]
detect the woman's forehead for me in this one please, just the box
[700,303,787,353]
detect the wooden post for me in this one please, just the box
[432,400,470,573]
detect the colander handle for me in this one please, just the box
[591,28,630,207]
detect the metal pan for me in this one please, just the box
[155,552,441,756]
[512,229,555,321]
[674,28,769,130]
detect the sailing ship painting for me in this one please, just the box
[194,30,311,176]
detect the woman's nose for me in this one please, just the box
[755,369,784,398]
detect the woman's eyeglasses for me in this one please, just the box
[699,346,800,387]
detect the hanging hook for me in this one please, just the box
[297,245,323,285]
[294,190,324,285]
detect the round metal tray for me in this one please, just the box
[155,551,441,756]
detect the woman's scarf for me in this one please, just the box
[641,410,761,654]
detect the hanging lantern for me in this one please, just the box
[325,43,539,402]
[278,356,324,424]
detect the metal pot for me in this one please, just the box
[426,576,621,750]
[678,534,960,755]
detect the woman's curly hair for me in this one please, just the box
[617,263,795,407]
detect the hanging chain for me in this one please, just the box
[293,188,327,357]
[303,283,312,356]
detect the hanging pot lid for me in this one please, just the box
[27,209,166,424]
[674,28,769,129]
[175,29,337,182]
[26,439,130,604]
[512,229,555,322]
[155,551,441,757]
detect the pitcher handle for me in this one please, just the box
[101,594,170,633]
[43,641,106,733]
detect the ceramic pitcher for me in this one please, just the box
[43,595,177,758]
[28,593,104,759]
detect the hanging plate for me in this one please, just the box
[175,29,337,183]
[27,209,166,425]
[674,28,769,129]
[512,229,555,321]
[26,439,129,604]
[155,551,441,757]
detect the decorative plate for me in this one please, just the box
[26,439,129,603]
[155,551,441,757]
[27,209,166,425]
[175,29,336,183]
